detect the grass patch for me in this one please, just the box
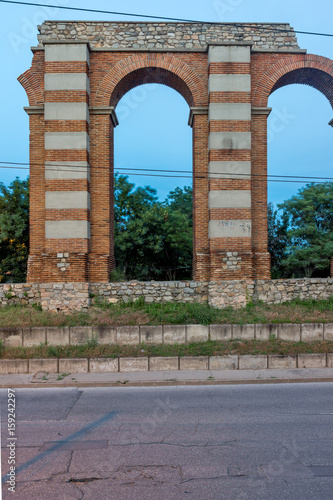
[0,296,333,328]
[0,339,332,360]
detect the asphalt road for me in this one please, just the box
[1,383,333,499]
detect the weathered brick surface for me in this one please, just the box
[17,23,333,283]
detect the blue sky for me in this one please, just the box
[0,0,332,206]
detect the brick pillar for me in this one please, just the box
[89,107,118,282]
[208,45,253,280]
[251,107,272,279]
[42,41,91,282]
[189,108,209,281]
[25,107,45,282]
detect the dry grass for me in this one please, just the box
[0,296,332,328]
[1,339,332,360]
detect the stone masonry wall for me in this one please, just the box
[37,22,300,51]
[0,279,332,312]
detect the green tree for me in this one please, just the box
[0,178,29,282]
[113,175,193,281]
[267,201,289,278]
[278,182,333,278]
[165,185,193,222]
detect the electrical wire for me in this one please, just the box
[0,0,333,38]
[0,163,332,184]
[3,160,333,180]
[0,161,332,184]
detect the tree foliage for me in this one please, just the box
[269,183,333,278]
[114,174,193,281]
[0,178,29,283]
[267,201,289,278]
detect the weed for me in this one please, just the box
[47,345,60,357]
[0,339,4,356]
[85,336,98,348]
[32,303,43,312]
[57,372,70,380]
[109,268,127,282]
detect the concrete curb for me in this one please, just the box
[0,353,332,374]
[1,323,333,347]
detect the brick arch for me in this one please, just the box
[17,69,43,106]
[93,53,206,107]
[253,54,333,108]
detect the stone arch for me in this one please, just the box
[17,69,43,106]
[93,53,207,107]
[253,54,333,108]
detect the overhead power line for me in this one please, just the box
[0,0,333,38]
[0,160,333,184]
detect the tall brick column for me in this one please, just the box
[251,107,272,279]
[208,45,253,280]
[41,41,90,281]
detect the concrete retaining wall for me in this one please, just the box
[0,353,332,374]
[1,323,333,347]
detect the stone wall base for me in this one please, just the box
[0,278,332,312]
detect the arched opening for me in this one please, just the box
[111,76,193,281]
[267,69,333,278]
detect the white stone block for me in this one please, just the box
[45,221,90,239]
[208,45,250,63]
[45,73,89,92]
[45,191,90,210]
[209,132,251,150]
[45,132,89,151]
[45,102,89,121]
[209,190,251,208]
[209,220,251,238]
[209,103,251,121]
[209,74,251,92]
[45,43,89,62]
[209,161,251,180]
